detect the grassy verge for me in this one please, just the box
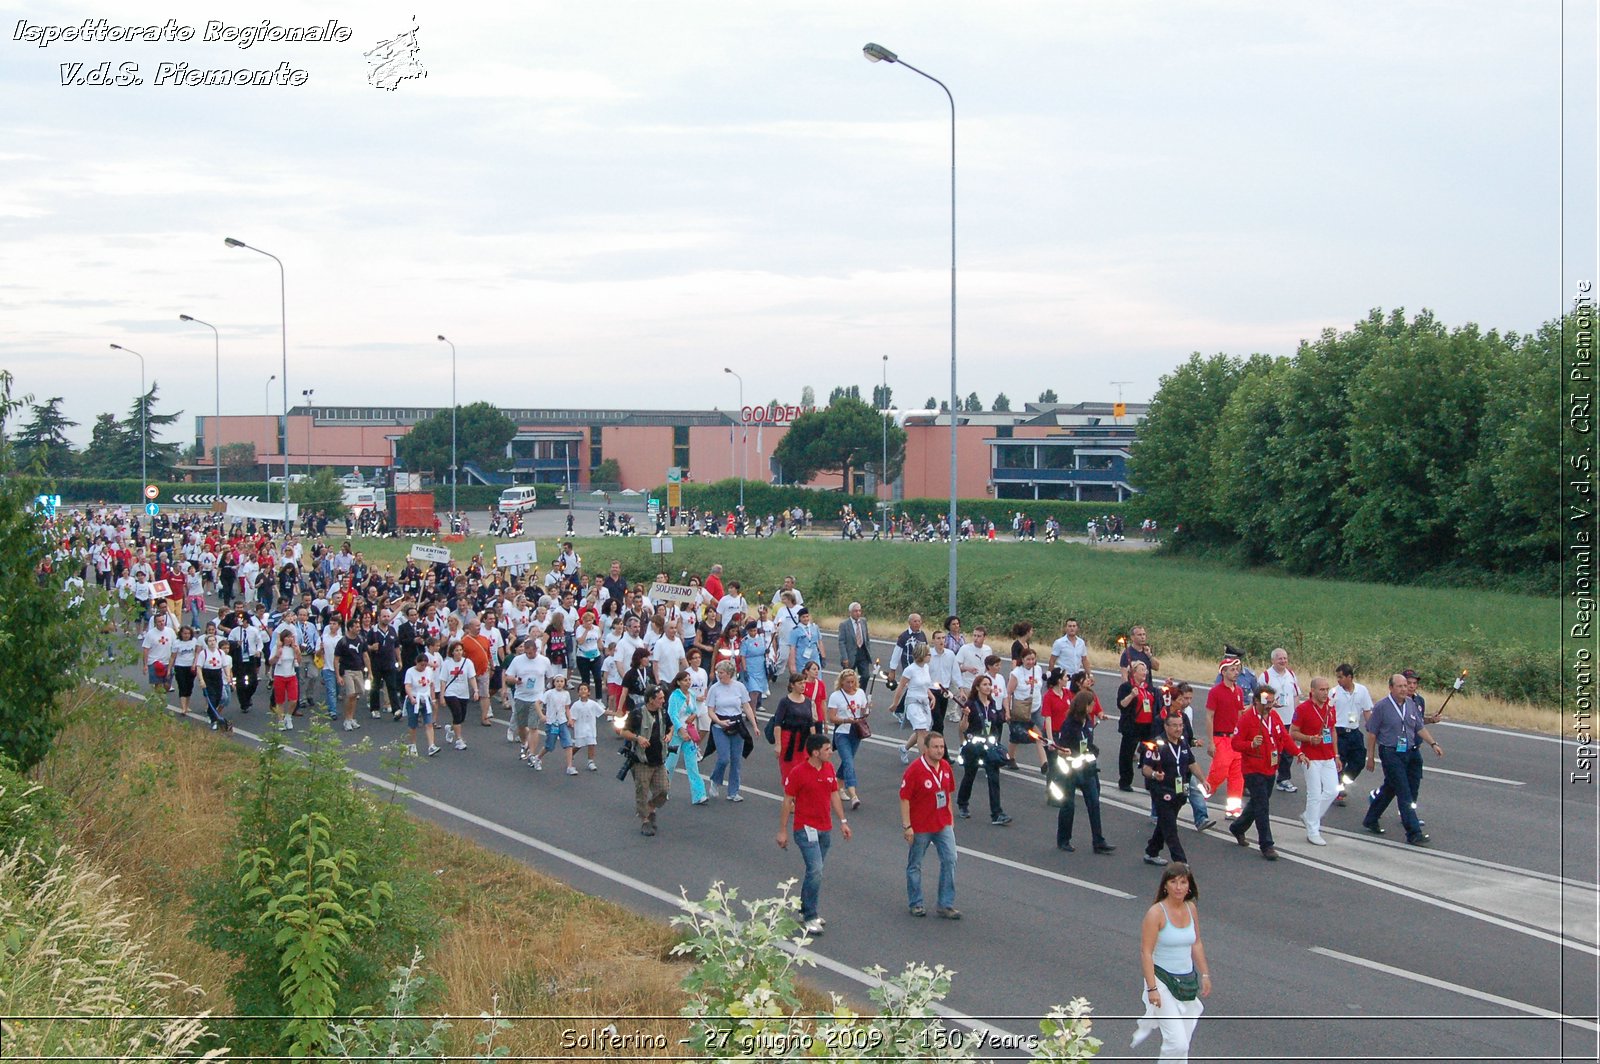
[345,533,1558,721]
[37,685,695,1058]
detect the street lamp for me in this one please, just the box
[263,373,275,502]
[863,42,959,614]
[225,236,289,530]
[109,344,146,513]
[723,367,744,512]
[437,335,457,516]
[881,354,890,504]
[179,314,222,499]
[301,389,315,479]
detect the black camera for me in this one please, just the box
[616,742,641,781]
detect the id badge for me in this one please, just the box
[934,790,948,810]
[1321,727,1334,745]
[1269,749,1279,768]
[1175,776,1186,796]
[1396,737,1409,754]
[803,825,819,843]
[1079,739,1089,756]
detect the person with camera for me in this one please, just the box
[776,733,852,935]
[617,683,673,836]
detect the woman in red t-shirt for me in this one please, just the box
[1040,667,1073,739]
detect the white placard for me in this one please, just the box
[495,542,540,569]
[148,579,172,599]
[649,580,697,605]
[409,543,452,564]
[650,536,674,553]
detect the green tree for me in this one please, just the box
[827,385,861,405]
[216,441,258,472]
[1127,353,1262,539]
[963,392,982,412]
[78,413,123,477]
[289,468,347,518]
[1207,355,1289,562]
[592,457,622,487]
[0,372,97,771]
[1038,388,1059,403]
[13,397,77,476]
[394,402,515,480]
[924,396,937,409]
[126,384,182,480]
[772,396,906,488]
[800,385,816,408]
[993,392,1011,412]
[872,383,894,410]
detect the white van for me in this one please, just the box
[498,486,540,514]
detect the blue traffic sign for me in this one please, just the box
[145,502,160,516]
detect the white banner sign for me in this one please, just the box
[494,542,539,569]
[650,536,674,554]
[409,543,452,564]
[224,498,300,522]
[649,580,698,606]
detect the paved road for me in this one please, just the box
[104,616,1599,1064]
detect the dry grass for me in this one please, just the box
[36,685,844,1059]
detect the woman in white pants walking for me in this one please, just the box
[1135,862,1211,1061]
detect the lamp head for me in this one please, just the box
[109,343,122,350]
[223,237,245,248]
[437,334,447,342]
[863,42,898,63]
[178,314,193,322]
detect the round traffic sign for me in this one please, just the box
[145,502,160,516]
[144,484,159,500]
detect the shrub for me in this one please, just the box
[0,755,63,871]
[189,723,437,1057]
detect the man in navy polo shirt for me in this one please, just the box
[1363,674,1445,845]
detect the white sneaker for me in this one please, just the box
[1308,833,1327,846]
[587,760,598,771]
[343,719,355,731]
[352,720,361,730]
[454,739,467,751]
[706,782,719,798]
[532,756,543,771]
[566,766,578,775]
[506,726,517,743]
[727,793,743,802]
[803,918,824,935]
[444,725,454,743]
[427,744,441,757]
[407,744,418,757]
[899,746,912,764]
[284,716,293,731]
[370,709,381,718]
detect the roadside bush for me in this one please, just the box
[189,723,437,1058]
[0,754,63,867]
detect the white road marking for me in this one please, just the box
[1310,947,1599,1032]
[1424,766,1526,786]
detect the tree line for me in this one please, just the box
[1127,307,1562,591]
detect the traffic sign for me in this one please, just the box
[145,502,160,516]
[144,484,159,500]
[667,467,682,484]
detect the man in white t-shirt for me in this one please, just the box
[141,612,176,692]
[1260,647,1303,793]
[715,581,749,628]
[503,640,552,758]
[953,625,991,699]
[770,575,804,610]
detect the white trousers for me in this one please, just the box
[1132,982,1203,1061]
[1302,758,1340,834]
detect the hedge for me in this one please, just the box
[652,479,1140,529]
[39,479,560,511]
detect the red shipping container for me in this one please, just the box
[393,492,436,532]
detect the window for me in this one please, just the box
[672,425,690,470]
[590,426,603,470]
[996,425,1014,439]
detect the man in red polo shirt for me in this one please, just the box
[1289,677,1340,845]
[1229,687,1307,860]
[900,732,960,919]
[1201,657,1247,819]
[776,734,852,935]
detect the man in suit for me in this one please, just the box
[838,601,874,692]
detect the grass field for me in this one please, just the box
[345,531,1559,719]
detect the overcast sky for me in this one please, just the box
[2,0,1595,446]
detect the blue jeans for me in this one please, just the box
[906,825,957,911]
[1187,784,1209,827]
[709,723,745,796]
[793,827,832,920]
[834,729,861,790]
[1367,745,1425,839]
[321,668,338,718]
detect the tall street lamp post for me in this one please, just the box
[263,373,275,502]
[224,236,289,529]
[109,344,146,513]
[437,335,457,517]
[863,42,959,614]
[881,354,890,504]
[723,367,744,512]
[301,389,315,479]
[178,314,222,499]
